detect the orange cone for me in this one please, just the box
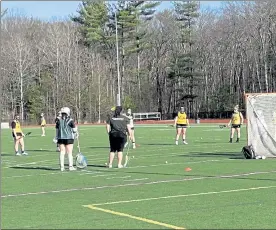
[185,167,192,172]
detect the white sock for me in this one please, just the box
[60,152,65,168]
[68,153,73,167]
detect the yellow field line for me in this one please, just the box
[83,204,185,229]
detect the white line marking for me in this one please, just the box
[2,169,100,179]
[2,170,276,198]
[91,185,276,206]
[81,174,116,178]
[3,160,53,169]
[3,159,229,179]
[124,178,149,182]
[106,176,131,180]
[2,172,64,179]
[128,159,223,168]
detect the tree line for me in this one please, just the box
[1,1,276,124]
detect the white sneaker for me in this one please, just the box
[41,134,45,137]
[183,141,188,145]
[22,152,28,156]
[133,144,136,149]
[15,152,21,156]
[108,164,112,168]
[69,166,76,171]
[175,141,178,145]
[118,164,123,168]
[60,167,65,172]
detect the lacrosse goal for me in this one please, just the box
[245,93,276,158]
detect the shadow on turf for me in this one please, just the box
[143,143,175,146]
[10,166,59,171]
[88,146,110,149]
[28,149,58,152]
[1,153,14,157]
[87,164,107,168]
[178,152,244,159]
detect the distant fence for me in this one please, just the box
[1,122,9,129]
[133,112,161,121]
[1,110,245,127]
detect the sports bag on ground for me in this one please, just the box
[242,145,256,159]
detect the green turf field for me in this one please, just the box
[1,124,276,229]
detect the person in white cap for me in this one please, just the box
[55,107,78,171]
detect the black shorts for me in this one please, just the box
[109,132,127,152]
[41,125,45,127]
[131,127,134,130]
[12,132,22,138]
[232,124,241,129]
[176,124,187,128]
[57,139,74,145]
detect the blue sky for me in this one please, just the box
[2,1,223,21]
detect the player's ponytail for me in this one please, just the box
[114,106,122,118]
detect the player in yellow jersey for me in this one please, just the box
[227,105,244,143]
[40,113,46,136]
[11,115,28,156]
[173,107,190,145]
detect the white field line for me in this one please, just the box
[1,142,236,160]
[106,176,131,180]
[90,185,276,206]
[2,170,276,198]
[2,159,230,179]
[86,174,116,178]
[3,171,70,179]
[124,178,149,182]
[2,171,112,179]
[128,159,225,169]
[2,160,53,169]
[2,143,236,166]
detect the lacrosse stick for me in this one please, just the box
[18,132,32,139]
[123,140,131,168]
[219,125,227,129]
[75,135,88,169]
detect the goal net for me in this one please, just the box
[245,93,276,157]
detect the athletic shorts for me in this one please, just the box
[12,132,22,138]
[232,124,241,129]
[109,132,127,152]
[57,139,74,145]
[41,125,45,127]
[176,124,187,128]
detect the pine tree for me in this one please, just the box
[108,1,159,106]
[169,1,202,118]
[71,0,110,52]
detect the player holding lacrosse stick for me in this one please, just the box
[227,105,244,143]
[173,107,190,145]
[124,108,136,149]
[106,106,132,168]
[11,115,28,156]
[54,111,62,152]
[55,107,78,171]
[40,113,46,136]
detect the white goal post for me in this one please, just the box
[245,93,276,158]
